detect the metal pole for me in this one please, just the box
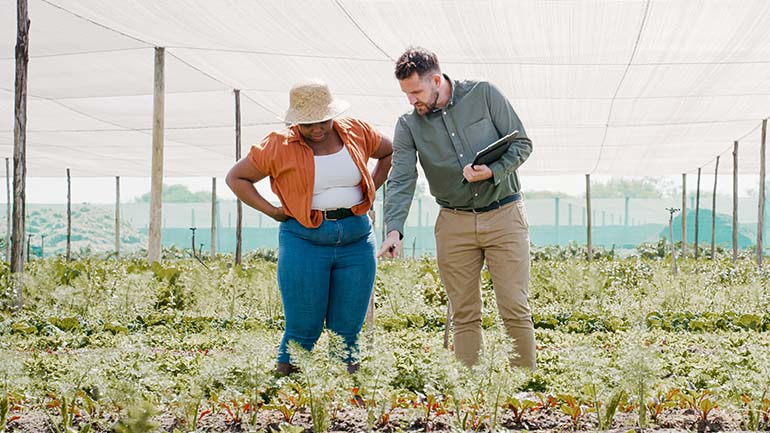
[586,174,592,260]
[443,300,452,350]
[681,173,687,258]
[667,207,680,275]
[381,183,387,242]
[695,167,702,259]
[234,89,243,265]
[732,141,738,262]
[115,176,120,257]
[5,158,10,262]
[757,119,767,269]
[711,156,719,260]
[211,177,217,256]
[190,227,197,258]
[66,168,71,261]
[554,196,560,244]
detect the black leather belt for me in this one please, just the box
[321,207,355,221]
[443,192,521,213]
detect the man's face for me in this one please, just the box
[398,72,440,116]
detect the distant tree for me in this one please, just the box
[587,177,670,198]
[133,184,210,203]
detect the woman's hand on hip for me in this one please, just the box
[270,206,289,222]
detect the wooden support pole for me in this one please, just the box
[148,47,165,264]
[757,119,767,269]
[711,156,719,259]
[12,0,30,310]
[732,141,739,262]
[211,177,217,256]
[695,167,702,258]
[5,157,10,262]
[115,176,120,257]
[681,173,687,258]
[66,168,71,261]
[586,174,592,261]
[234,89,243,265]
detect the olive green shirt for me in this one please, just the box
[384,76,533,235]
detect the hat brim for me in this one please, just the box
[281,99,350,125]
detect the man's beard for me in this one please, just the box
[415,89,440,115]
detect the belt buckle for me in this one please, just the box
[323,209,338,221]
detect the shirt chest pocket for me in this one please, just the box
[463,118,498,149]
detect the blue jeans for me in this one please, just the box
[276,214,376,364]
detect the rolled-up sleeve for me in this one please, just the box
[486,83,532,186]
[384,117,418,236]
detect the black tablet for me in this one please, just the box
[472,130,519,166]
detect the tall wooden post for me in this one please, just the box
[758,119,767,269]
[66,168,71,261]
[12,0,30,309]
[695,167,702,258]
[5,157,10,262]
[211,177,217,256]
[115,176,120,256]
[681,173,687,258]
[732,141,739,262]
[585,174,592,261]
[234,89,243,265]
[711,156,719,260]
[148,47,165,263]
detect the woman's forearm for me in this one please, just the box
[370,155,392,190]
[227,177,281,218]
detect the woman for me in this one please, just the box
[226,80,393,375]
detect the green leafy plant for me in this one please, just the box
[288,334,350,433]
[501,396,538,426]
[113,401,159,433]
[741,393,770,431]
[646,388,680,424]
[678,386,719,429]
[557,393,586,430]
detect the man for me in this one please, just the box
[378,47,535,369]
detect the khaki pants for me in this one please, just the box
[434,199,536,369]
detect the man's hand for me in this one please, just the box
[463,164,493,183]
[377,230,401,259]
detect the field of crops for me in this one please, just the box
[2,245,770,432]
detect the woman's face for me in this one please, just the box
[297,120,334,143]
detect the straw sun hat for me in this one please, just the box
[282,80,350,124]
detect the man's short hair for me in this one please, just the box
[395,47,440,80]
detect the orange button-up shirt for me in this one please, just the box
[248,117,382,228]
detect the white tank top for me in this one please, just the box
[312,147,364,209]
